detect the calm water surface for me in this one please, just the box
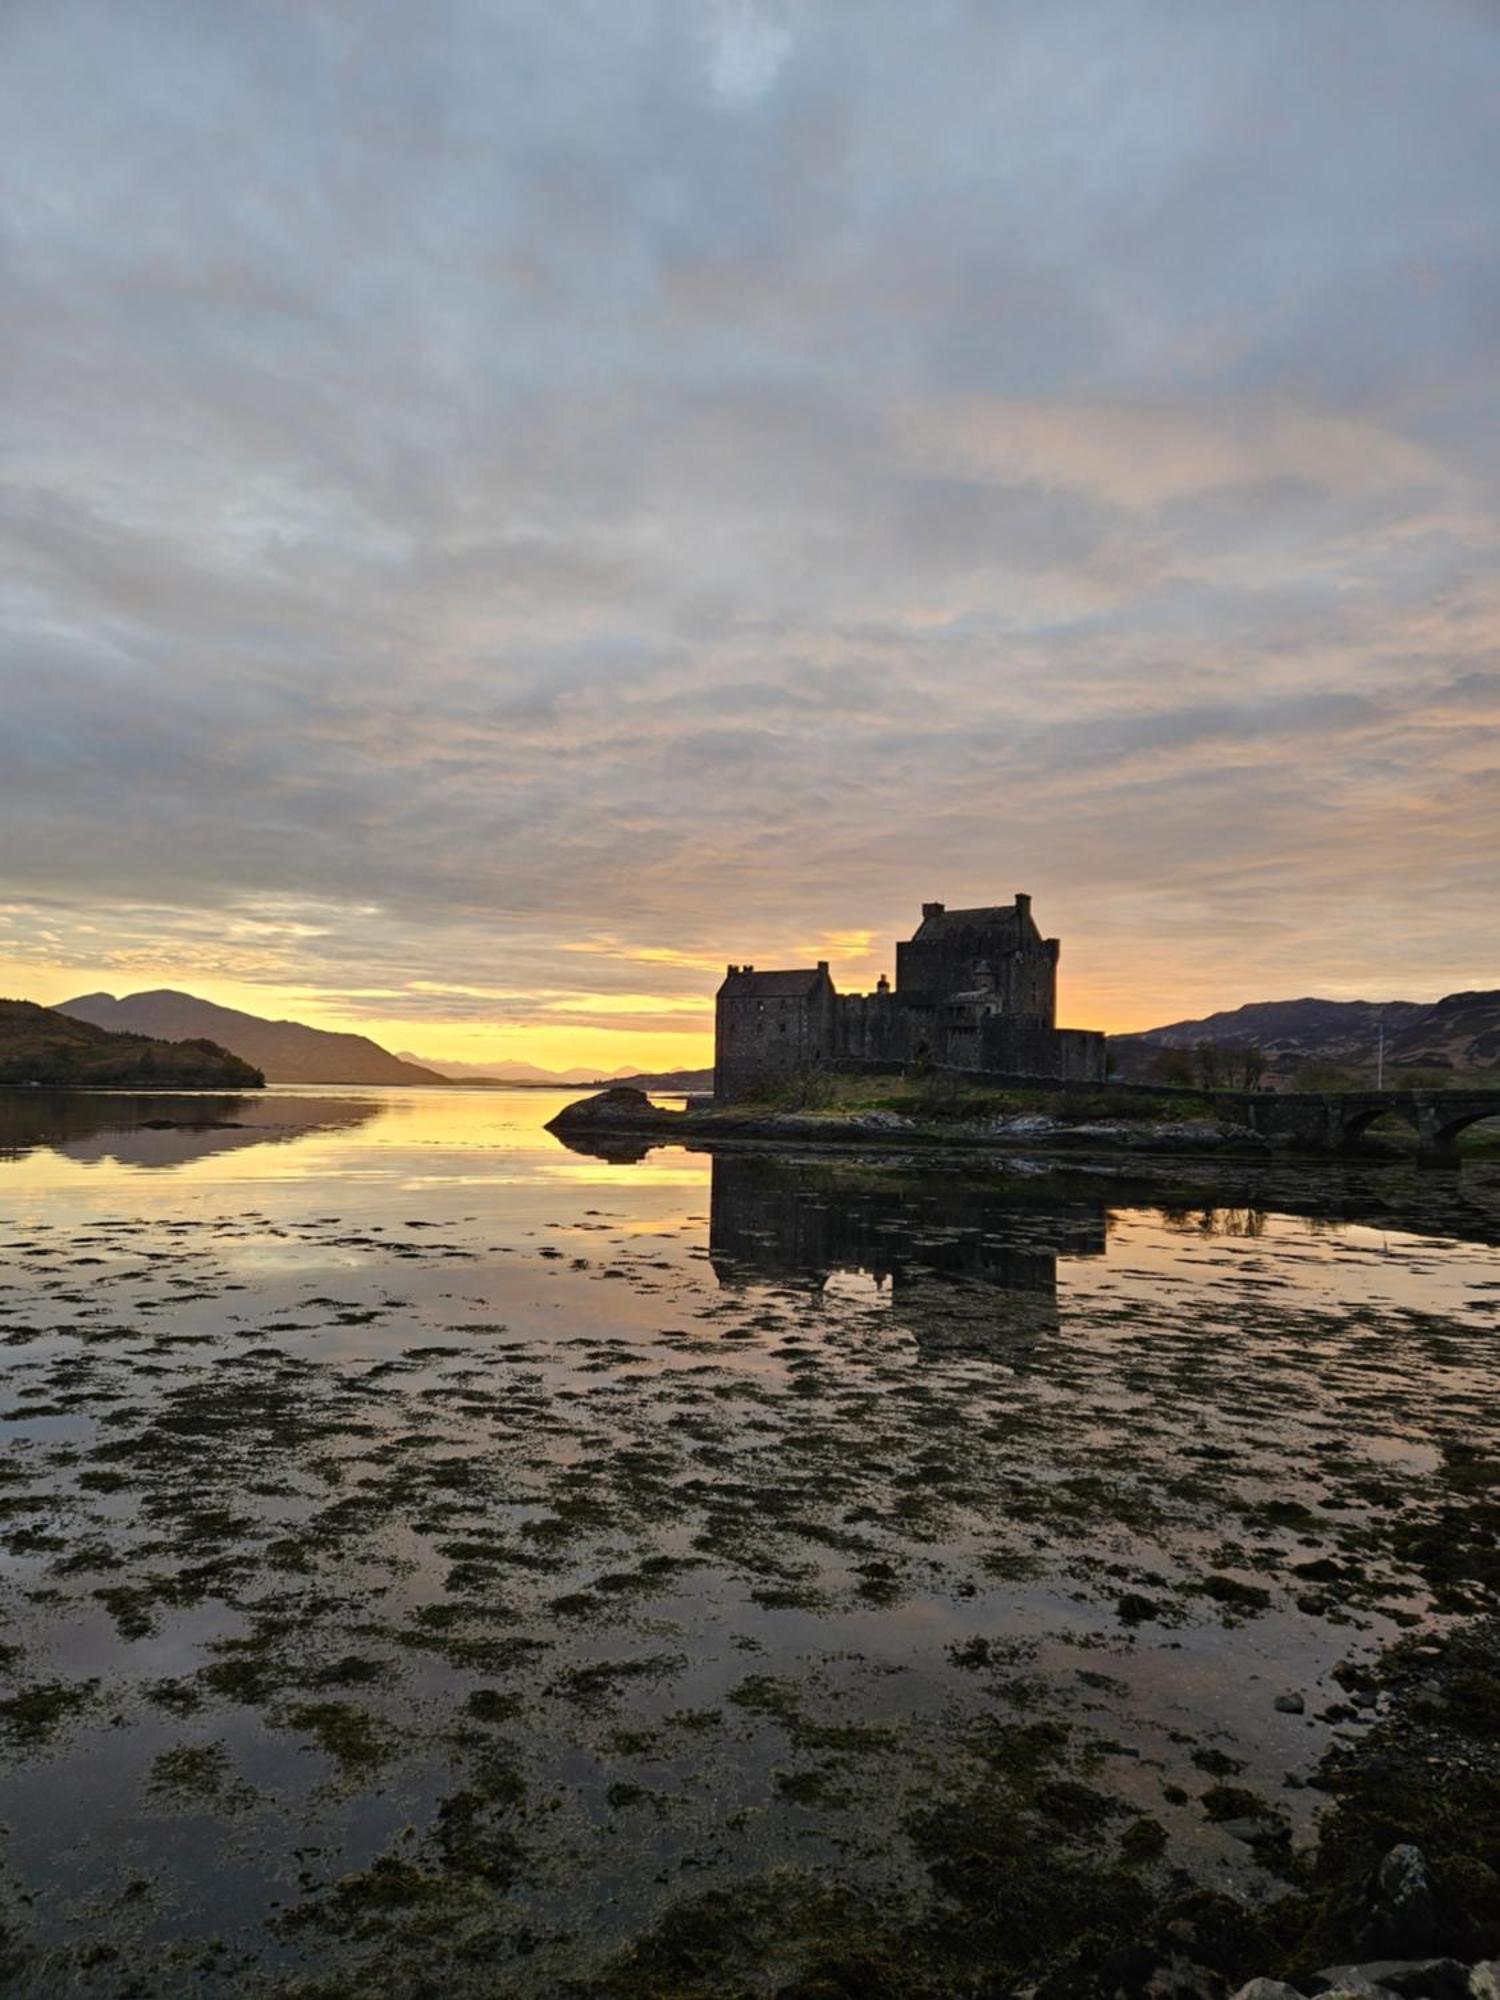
[1,1087,1497,1994]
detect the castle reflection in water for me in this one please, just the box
[707,1152,1107,1350]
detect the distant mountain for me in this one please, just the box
[398,1052,640,1085]
[1109,990,1500,1083]
[0,998,263,1089]
[60,991,444,1086]
[399,1052,713,1091]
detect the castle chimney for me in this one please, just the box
[921,901,945,920]
[816,959,828,974]
[1015,893,1031,921]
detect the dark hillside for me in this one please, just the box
[1111,989,1500,1085]
[0,1000,264,1088]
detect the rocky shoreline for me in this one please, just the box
[1020,1616,1500,2000]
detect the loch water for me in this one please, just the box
[1,1087,1497,1994]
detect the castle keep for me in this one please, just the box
[714,896,1106,1100]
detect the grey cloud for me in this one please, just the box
[2,0,1498,1029]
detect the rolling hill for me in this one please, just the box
[59,991,444,1086]
[0,999,263,1088]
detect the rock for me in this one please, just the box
[1231,1981,1306,2000]
[547,1086,655,1129]
[1275,1693,1306,1714]
[1470,1968,1500,2000]
[1117,1591,1161,1625]
[1145,1955,1227,2000]
[1310,1977,1401,2000]
[1355,1845,1438,1956]
[1382,1965,1472,2000]
[993,1113,1059,1137]
[1314,1965,1469,2000]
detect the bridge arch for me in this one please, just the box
[1338,1101,1420,1147]
[1430,1104,1500,1151]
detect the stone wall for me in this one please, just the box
[981,1016,1107,1081]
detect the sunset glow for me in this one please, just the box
[3,4,1497,1065]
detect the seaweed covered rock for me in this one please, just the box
[1355,1847,1440,1958]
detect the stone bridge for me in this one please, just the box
[829,1059,1500,1163]
[1225,1086,1500,1164]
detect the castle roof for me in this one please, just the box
[718,966,831,997]
[910,903,1027,942]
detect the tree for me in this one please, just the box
[1150,1048,1195,1087]
[1225,1042,1266,1089]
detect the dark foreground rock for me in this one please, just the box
[1229,1949,1497,2000]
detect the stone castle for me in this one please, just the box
[714,895,1106,1100]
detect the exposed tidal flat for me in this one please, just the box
[0,1088,1497,1997]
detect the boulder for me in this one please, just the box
[1314,1965,1469,2000]
[546,1087,658,1132]
[1355,1846,1438,1957]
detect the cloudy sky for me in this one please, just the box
[3,1,1498,1071]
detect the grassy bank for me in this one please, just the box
[734,1071,1221,1124]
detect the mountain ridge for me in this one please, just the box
[54,989,709,1090]
[60,991,444,1086]
[1109,988,1500,1082]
